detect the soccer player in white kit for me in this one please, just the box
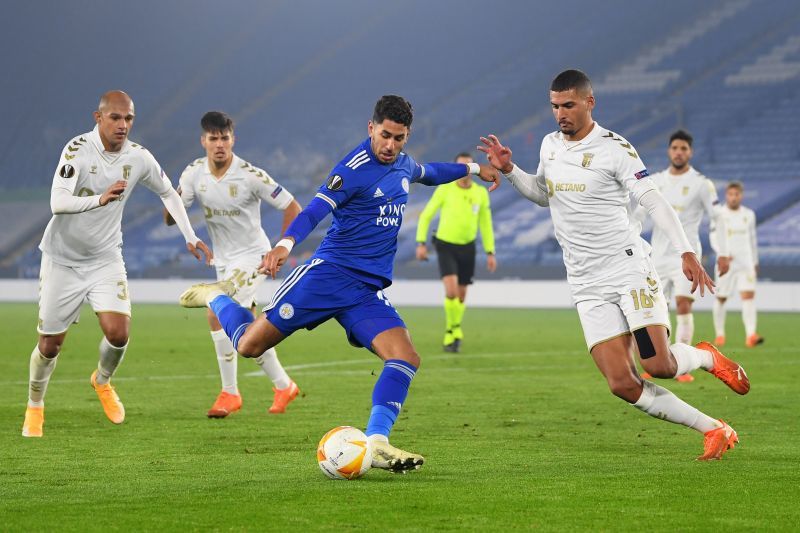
[479,70,750,460]
[711,181,763,348]
[22,91,212,437]
[637,130,730,382]
[167,111,302,417]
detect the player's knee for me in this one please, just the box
[236,333,266,359]
[394,349,421,369]
[607,376,641,403]
[717,297,727,304]
[105,332,129,348]
[38,338,62,358]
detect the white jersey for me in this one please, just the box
[40,126,174,267]
[178,155,294,266]
[534,123,657,285]
[712,205,757,268]
[649,166,720,269]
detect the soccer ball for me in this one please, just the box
[317,426,373,480]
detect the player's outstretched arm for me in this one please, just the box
[478,135,548,206]
[260,196,333,278]
[639,189,714,296]
[413,162,499,191]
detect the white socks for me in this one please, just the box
[211,329,238,395]
[742,299,757,337]
[675,313,694,344]
[95,337,127,385]
[633,380,720,433]
[255,348,292,390]
[670,343,714,376]
[28,347,58,407]
[713,299,726,338]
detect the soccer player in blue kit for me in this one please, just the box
[180,95,499,472]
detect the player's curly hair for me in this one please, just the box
[373,95,414,128]
[201,111,234,134]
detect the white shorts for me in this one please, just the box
[38,253,130,335]
[215,254,266,308]
[573,255,670,351]
[655,263,693,302]
[715,265,757,298]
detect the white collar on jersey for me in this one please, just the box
[557,121,603,146]
[88,125,132,163]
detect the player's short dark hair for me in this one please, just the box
[454,152,473,162]
[201,111,234,134]
[372,95,414,128]
[550,69,592,93]
[727,181,744,192]
[669,129,693,147]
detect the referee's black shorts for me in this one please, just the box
[433,236,476,285]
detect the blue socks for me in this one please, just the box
[366,359,417,438]
[209,295,253,350]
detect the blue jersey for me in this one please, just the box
[302,137,472,289]
[312,138,424,288]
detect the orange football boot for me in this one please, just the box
[697,420,738,461]
[207,391,242,418]
[91,370,125,424]
[745,334,764,348]
[269,381,300,414]
[714,336,726,347]
[22,406,44,437]
[695,341,750,395]
[675,373,695,383]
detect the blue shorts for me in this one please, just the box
[263,259,405,350]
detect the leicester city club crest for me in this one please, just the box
[279,303,295,319]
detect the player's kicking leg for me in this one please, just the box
[366,326,425,472]
[592,333,740,460]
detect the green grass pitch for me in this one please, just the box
[0,303,798,531]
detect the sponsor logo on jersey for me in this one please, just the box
[229,184,238,198]
[376,203,405,227]
[270,185,283,199]
[581,153,594,168]
[122,165,132,180]
[401,178,409,193]
[204,206,241,219]
[59,164,75,178]
[327,174,343,191]
[279,303,294,319]
[554,182,586,192]
[373,187,384,198]
[634,169,649,180]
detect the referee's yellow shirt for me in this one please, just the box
[415,180,495,253]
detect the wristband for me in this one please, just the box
[467,162,481,175]
[275,238,294,253]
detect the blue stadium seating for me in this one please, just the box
[1,0,798,279]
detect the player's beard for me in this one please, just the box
[671,160,688,171]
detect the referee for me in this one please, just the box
[416,152,496,352]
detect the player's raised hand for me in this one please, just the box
[682,252,714,297]
[260,245,291,279]
[187,240,213,265]
[478,135,514,174]
[99,180,127,206]
[476,164,501,192]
